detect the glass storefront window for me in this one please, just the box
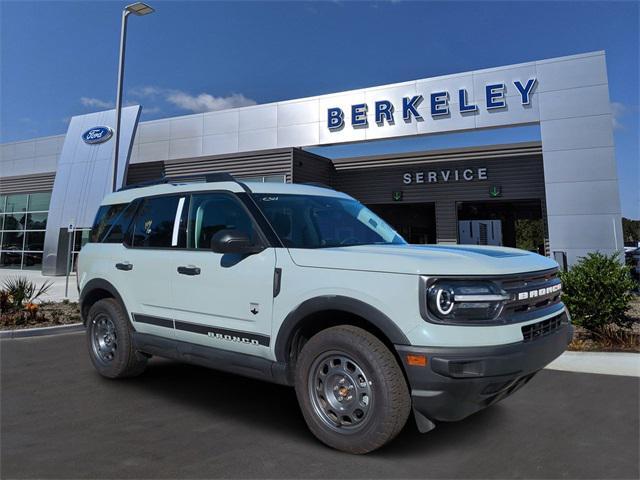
[27,192,51,212]
[1,231,25,250]
[73,229,90,251]
[27,212,47,230]
[25,231,45,251]
[2,213,26,230]
[72,228,91,272]
[5,194,28,213]
[22,252,43,270]
[0,251,23,269]
[0,191,51,270]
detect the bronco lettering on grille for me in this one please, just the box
[517,283,561,301]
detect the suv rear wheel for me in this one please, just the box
[86,298,147,378]
[294,325,410,454]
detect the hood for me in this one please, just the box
[287,244,558,276]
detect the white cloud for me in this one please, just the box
[80,97,114,109]
[611,101,625,130]
[129,85,163,98]
[165,91,256,113]
[142,106,161,115]
[129,85,256,114]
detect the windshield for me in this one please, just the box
[253,194,406,249]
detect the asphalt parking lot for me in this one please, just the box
[1,332,638,479]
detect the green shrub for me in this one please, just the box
[560,252,636,333]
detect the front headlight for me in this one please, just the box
[426,280,510,323]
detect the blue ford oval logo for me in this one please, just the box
[82,126,113,144]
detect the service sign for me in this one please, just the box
[82,126,113,144]
[403,167,488,185]
[327,79,537,131]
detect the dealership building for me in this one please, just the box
[0,51,624,275]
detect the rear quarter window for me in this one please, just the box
[90,204,127,243]
[104,202,139,244]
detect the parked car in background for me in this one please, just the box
[625,246,640,284]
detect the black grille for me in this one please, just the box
[500,269,562,318]
[521,314,565,342]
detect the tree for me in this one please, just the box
[622,217,640,244]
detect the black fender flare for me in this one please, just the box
[79,278,129,326]
[274,295,410,363]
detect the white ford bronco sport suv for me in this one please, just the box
[78,173,572,454]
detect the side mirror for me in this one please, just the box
[210,229,265,255]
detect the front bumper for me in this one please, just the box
[396,312,573,423]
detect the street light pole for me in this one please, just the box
[112,2,155,192]
[112,9,130,192]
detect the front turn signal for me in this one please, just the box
[406,354,427,367]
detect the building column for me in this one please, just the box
[537,52,623,266]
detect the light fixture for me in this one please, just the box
[125,2,155,16]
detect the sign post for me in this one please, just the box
[65,223,74,299]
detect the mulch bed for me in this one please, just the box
[568,296,640,353]
[1,302,81,330]
[568,325,639,353]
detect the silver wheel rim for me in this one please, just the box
[90,314,118,364]
[308,351,373,433]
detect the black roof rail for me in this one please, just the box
[117,172,239,192]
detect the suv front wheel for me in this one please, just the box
[294,325,411,454]
[86,298,147,378]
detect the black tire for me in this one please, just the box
[86,298,147,379]
[294,325,411,454]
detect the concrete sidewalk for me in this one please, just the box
[546,351,639,377]
[0,269,78,302]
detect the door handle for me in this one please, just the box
[115,262,133,271]
[177,265,201,276]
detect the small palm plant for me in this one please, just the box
[2,276,53,312]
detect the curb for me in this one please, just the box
[545,351,640,378]
[0,323,84,339]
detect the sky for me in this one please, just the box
[1,0,638,218]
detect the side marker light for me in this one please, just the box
[406,354,427,367]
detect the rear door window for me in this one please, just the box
[129,195,187,248]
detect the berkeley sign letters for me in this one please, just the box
[328,78,537,130]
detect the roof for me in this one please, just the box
[102,180,350,205]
